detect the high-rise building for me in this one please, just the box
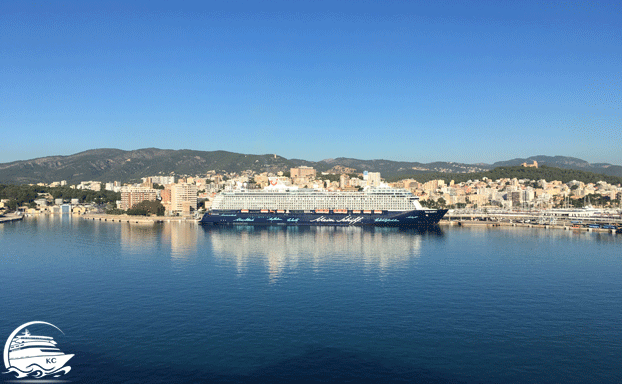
[511,191,522,207]
[170,183,198,214]
[367,172,381,187]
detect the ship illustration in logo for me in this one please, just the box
[3,321,73,378]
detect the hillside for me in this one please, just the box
[1,148,621,184]
[0,148,297,184]
[491,156,622,177]
[319,158,488,177]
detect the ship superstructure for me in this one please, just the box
[211,185,425,211]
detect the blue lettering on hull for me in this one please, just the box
[201,210,447,227]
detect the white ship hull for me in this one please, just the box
[9,353,73,374]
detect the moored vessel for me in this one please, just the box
[200,180,446,226]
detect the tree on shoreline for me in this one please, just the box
[106,200,165,216]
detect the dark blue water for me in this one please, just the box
[1,216,621,383]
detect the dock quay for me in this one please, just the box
[0,213,24,223]
[442,211,622,234]
[80,214,198,224]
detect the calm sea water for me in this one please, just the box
[1,216,621,383]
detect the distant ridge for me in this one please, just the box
[0,148,297,184]
[0,149,621,184]
[490,155,622,178]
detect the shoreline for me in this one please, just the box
[439,220,619,234]
[0,214,24,223]
[9,213,621,234]
[80,213,199,224]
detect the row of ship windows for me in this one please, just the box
[218,204,413,208]
[220,198,411,201]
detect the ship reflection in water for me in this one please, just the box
[203,225,443,282]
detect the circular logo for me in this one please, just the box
[3,321,73,378]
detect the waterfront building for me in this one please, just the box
[72,205,88,215]
[60,204,72,214]
[120,187,158,210]
[161,188,171,204]
[170,183,198,214]
[34,198,48,207]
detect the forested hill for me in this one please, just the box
[490,155,622,177]
[1,148,621,184]
[0,148,299,184]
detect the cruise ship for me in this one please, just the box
[200,180,447,226]
[7,329,73,374]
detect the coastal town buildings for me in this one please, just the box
[6,162,622,219]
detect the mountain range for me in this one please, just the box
[1,148,621,184]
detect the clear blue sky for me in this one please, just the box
[1,0,620,165]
